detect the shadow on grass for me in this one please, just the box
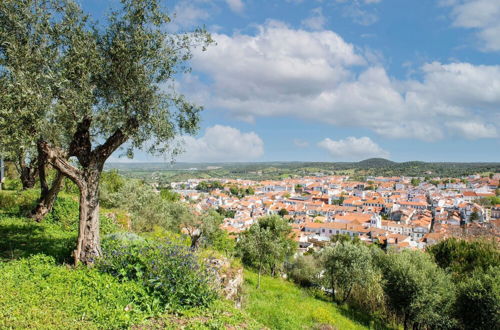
[0,217,76,264]
[337,305,396,330]
[305,287,397,330]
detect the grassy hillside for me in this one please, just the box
[0,188,393,329]
[0,213,261,329]
[242,270,391,330]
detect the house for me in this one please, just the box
[491,205,500,220]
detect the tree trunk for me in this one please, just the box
[31,171,64,222]
[19,161,37,189]
[257,264,262,289]
[74,168,102,265]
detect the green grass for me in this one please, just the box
[0,254,156,329]
[0,215,76,263]
[242,269,390,330]
[0,214,260,329]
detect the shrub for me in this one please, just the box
[45,195,79,230]
[286,254,321,288]
[428,237,500,276]
[0,189,38,215]
[455,266,500,330]
[98,235,217,310]
[44,195,118,234]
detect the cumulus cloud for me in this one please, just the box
[442,0,500,51]
[446,121,498,139]
[184,22,500,141]
[178,125,264,162]
[225,0,244,13]
[301,7,327,30]
[318,137,389,161]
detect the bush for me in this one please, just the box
[0,189,38,215]
[455,266,500,330]
[98,235,217,310]
[44,195,118,234]
[45,195,79,230]
[286,254,321,288]
[428,238,500,276]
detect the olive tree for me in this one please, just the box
[0,0,68,217]
[237,215,296,288]
[321,241,374,303]
[379,250,457,329]
[2,0,211,264]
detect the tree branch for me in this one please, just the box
[93,117,138,164]
[39,141,83,187]
[69,117,93,167]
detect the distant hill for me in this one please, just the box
[356,158,396,168]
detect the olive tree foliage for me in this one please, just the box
[236,215,296,288]
[378,250,457,330]
[1,0,212,264]
[104,180,225,250]
[320,241,378,304]
[428,237,500,277]
[455,266,500,330]
[286,254,322,288]
[0,0,59,190]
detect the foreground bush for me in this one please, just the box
[0,255,156,329]
[455,266,500,330]
[98,234,217,310]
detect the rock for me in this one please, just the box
[205,256,244,307]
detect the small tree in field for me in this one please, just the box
[1,0,211,265]
[237,215,296,288]
[321,241,373,303]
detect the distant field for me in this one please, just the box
[105,158,500,183]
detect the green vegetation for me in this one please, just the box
[106,159,500,183]
[0,254,155,329]
[236,215,296,287]
[243,269,384,330]
[428,238,500,276]
[1,170,498,329]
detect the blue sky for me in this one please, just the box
[83,0,500,163]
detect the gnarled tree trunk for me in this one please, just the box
[40,117,135,265]
[31,143,65,221]
[17,154,38,189]
[74,167,103,264]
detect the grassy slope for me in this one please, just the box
[0,189,388,329]
[0,208,260,329]
[243,270,391,330]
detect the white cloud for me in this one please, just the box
[225,0,244,13]
[335,0,381,26]
[446,121,498,139]
[168,1,211,32]
[318,137,389,161]
[443,0,500,51]
[301,7,327,30]
[293,139,310,148]
[178,125,264,162]
[184,22,500,141]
